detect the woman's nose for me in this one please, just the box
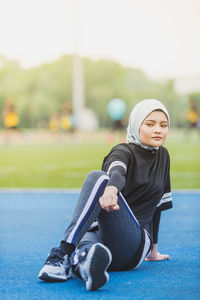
[154,125,161,133]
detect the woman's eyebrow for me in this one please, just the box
[144,119,168,123]
[144,119,155,122]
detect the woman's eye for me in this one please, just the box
[146,123,153,126]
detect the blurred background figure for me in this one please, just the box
[61,101,77,130]
[2,98,21,145]
[3,98,19,129]
[48,112,61,142]
[48,102,77,143]
[186,97,199,130]
[106,98,127,144]
[60,102,73,132]
[60,101,77,141]
[49,112,60,133]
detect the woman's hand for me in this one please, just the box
[99,186,120,212]
[145,252,170,261]
[145,244,170,261]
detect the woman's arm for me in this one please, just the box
[99,166,126,212]
[145,243,170,261]
[145,211,170,261]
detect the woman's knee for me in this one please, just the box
[81,170,109,196]
[85,170,108,183]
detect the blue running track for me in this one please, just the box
[0,191,200,300]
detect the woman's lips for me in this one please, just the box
[152,136,162,140]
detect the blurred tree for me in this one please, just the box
[0,55,193,129]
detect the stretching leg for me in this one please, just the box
[63,170,150,269]
[39,170,151,286]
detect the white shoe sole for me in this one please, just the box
[38,271,68,282]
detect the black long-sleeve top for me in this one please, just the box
[101,143,173,243]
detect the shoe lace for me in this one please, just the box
[46,247,67,266]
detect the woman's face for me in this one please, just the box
[139,110,169,147]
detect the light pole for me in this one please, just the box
[72,0,85,126]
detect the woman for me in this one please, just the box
[38,99,172,291]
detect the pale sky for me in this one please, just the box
[0,0,200,79]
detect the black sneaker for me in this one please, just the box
[78,243,112,291]
[38,247,71,282]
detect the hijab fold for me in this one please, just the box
[126,99,170,150]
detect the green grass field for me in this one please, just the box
[0,130,199,189]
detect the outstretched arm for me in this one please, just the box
[99,165,126,212]
[145,211,170,261]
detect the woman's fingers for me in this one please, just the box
[145,253,170,261]
[112,203,120,210]
[158,254,170,260]
[99,196,110,211]
[99,193,119,211]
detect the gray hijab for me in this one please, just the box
[126,99,170,150]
